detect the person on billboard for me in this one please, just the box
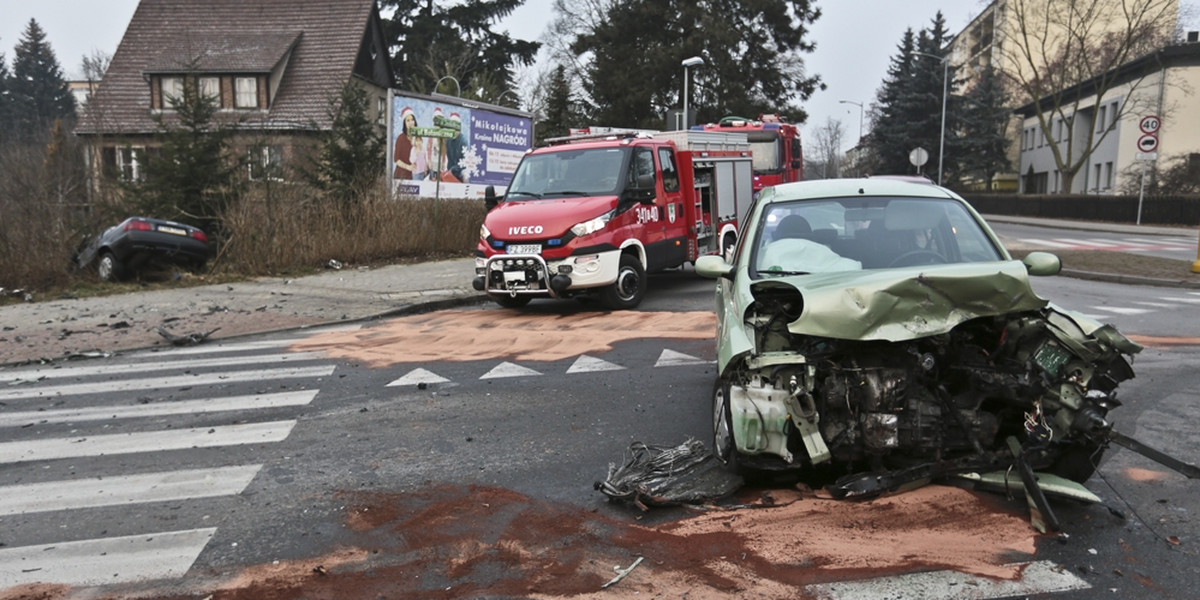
[393,107,417,179]
[443,111,466,183]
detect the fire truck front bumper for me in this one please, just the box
[473,251,621,298]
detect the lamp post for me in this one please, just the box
[913,51,949,186]
[681,56,704,130]
[838,99,864,146]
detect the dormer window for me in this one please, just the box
[235,77,259,108]
[162,76,184,105]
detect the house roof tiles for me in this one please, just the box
[76,0,385,135]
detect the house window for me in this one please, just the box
[1110,101,1119,129]
[249,145,283,181]
[1093,163,1102,191]
[1096,105,1107,133]
[101,146,147,181]
[377,97,386,127]
[199,76,220,100]
[162,76,183,107]
[1104,161,1114,190]
[235,77,258,108]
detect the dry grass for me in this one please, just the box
[1011,249,1200,282]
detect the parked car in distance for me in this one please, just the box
[73,217,210,281]
[695,178,1142,503]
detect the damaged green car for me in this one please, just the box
[695,178,1154,515]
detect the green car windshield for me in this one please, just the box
[751,197,1005,277]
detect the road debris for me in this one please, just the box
[601,556,643,589]
[596,439,742,510]
[157,326,220,346]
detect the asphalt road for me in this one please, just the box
[1,270,1198,599]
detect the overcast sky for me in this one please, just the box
[4,0,1193,152]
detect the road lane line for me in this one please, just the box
[0,465,262,516]
[0,365,335,401]
[1017,238,1074,248]
[0,390,318,427]
[803,560,1089,599]
[0,528,217,587]
[0,420,296,464]
[0,352,324,383]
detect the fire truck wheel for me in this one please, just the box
[722,234,737,262]
[602,253,646,310]
[488,293,533,309]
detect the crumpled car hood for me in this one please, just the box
[751,261,1050,341]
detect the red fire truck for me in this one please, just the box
[697,114,803,192]
[472,130,753,309]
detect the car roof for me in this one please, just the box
[763,178,959,202]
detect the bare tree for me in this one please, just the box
[1001,0,1176,192]
[805,117,845,179]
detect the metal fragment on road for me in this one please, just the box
[602,556,644,589]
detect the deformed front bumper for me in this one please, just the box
[473,250,621,298]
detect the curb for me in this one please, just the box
[1059,268,1200,289]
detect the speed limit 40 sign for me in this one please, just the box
[1139,115,1161,134]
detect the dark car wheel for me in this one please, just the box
[712,379,742,473]
[488,293,532,309]
[601,253,646,310]
[97,251,123,281]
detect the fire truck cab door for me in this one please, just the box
[640,146,686,271]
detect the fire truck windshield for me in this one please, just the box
[507,147,631,199]
[746,131,783,173]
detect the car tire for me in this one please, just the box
[601,253,646,310]
[97,251,123,282]
[712,379,742,474]
[488,293,532,309]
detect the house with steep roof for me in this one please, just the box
[75,0,394,189]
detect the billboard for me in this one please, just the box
[389,90,533,199]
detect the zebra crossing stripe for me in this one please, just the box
[0,465,262,516]
[0,352,324,384]
[1057,237,1119,248]
[802,560,1088,599]
[0,365,335,402]
[1017,238,1075,248]
[1089,306,1152,315]
[0,390,318,428]
[0,527,217,588]
[0,420,296,464]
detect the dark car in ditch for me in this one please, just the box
[74,217,210,281]
[692,178,1185,528]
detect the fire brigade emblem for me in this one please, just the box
[668,203,676,224]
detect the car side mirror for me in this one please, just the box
[695,255,734,280]
[1022,251,1061,276]
[484,185,499,211]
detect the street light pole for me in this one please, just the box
[681,56,704,130]
[838,99,864,146]
[913,51,949,186]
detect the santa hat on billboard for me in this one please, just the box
[433,107,444,118]
[449,112,461,123]
[400,106,414,120]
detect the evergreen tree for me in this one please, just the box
[535,65,582,144]
[380,0,540,101]
[0,48,12,139]
[867,12,961,182]
[8,19,75,142]
[131,75,240,231]
[570,0,822,128]
[306,82,386,206]
[958,64,1011,190]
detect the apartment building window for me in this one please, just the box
[235,77,258,108]
[1104,161,1114,190]
[248,145,283,181]
[1093,163,1102,191]
[1053,170,1060,192]
[1109,101,1119,130]
[1097,105,1107,133]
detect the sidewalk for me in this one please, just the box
[0,258,482,366]
[1,217,1197,366]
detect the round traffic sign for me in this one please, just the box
[1137,134,1159,152]
[1139,115,1161,134]
[908,147,929,168]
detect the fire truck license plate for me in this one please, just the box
[507,245,541,255]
